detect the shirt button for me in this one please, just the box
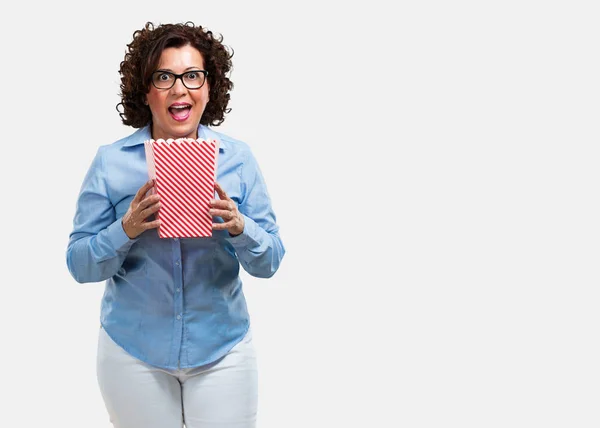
[173,237,179,241]
[176,288,180,293]
[175,260,180,266]
[177,314,182,320]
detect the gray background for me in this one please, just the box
[1,0,598,426]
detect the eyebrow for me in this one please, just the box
[156,67,204,72]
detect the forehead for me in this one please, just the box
[157,45,205,70]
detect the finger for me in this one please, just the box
[143,219,162,230]
[212,220,235,230]
[209,208,235,220]
[140,202,161,218]
[139,194,161,210]
[214,182,230,201]
[210,199,234,210]
[134,179,155,203]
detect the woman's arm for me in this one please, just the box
[225,148,285,279]
[66,146,137,283]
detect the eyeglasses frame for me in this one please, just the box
[150,69,209,90]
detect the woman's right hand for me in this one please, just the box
[122,179,162,239]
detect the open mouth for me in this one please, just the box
[168,104,192,122]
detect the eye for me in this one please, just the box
[158,73,172,81]
[186,72,199,80]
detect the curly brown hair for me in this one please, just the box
[117,21,234,128]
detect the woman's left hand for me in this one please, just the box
[210,182,245,237]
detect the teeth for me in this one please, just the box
[171,105,190,109]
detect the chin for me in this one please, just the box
[170,125,197,139]
[153,117,200,140]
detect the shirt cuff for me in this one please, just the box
[106,217,139,252]
[225,214,257,248]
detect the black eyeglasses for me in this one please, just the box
[151,70,209,90]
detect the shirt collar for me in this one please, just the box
[123,124,226,151]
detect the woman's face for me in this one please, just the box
[146,44,210,140]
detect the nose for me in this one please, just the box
[170,76,188,95]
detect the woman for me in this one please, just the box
[66,22,285,428]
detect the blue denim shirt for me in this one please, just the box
[66,124,285,369]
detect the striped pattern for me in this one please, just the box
[146,138,218,238]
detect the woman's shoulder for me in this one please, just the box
[113,126,150,148]
[204,127,252,155]
[96,126,151,156]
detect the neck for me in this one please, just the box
[151,124,199,141]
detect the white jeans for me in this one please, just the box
[97,326,258,428]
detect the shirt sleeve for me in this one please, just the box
[226,147,285,278]
[66,146,138,283]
